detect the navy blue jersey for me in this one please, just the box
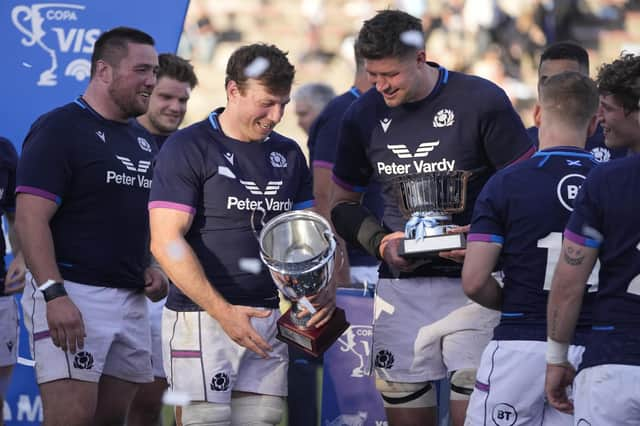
[17,98,157,289]
[133,119,170,150]
[469,148,598,342]
[333,63,534,278]
[309,87,384,267]
[0,138,18,295]
[527,125,627,162]
[565,155,640,368]
[149,110,314,311]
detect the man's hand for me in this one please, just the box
[438,225,469,263]
[4,252,26,295]
[303,284,337,328]
[545,362,576,414]
[144,266,169,302]
[216,304,273,358]
[380,231,420,272]
[46,295,85,353]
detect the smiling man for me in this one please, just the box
[148,44,329,426]
[16,27,167,426]
[137,53,198,149]
[329,10,533,426]
[595,53,640,154]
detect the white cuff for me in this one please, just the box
[546,337,569,364]
[38,279,61,292]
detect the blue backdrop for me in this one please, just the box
[0,0,190,152]
[1,1,189,423]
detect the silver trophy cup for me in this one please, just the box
[392,170,470,258]
[257,210,349,356]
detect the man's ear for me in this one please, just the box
[94,59,112,84]
[533,102,542,128]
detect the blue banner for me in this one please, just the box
[322,287,388,426]
[0,0,190,152]
[322,287,451,426]
[1,2,189,424]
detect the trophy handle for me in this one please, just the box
[250,206,267,241]
[326,231,345,274]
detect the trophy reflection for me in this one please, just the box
[258,210,349,357]
[392,170,470,258]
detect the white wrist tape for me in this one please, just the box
[546,337,569,364]
[38,279,60,292]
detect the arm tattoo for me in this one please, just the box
[563,246,584,266]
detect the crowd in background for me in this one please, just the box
[177,0,640,144]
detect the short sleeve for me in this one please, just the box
[292,142,314,209]
[17,116,73,204]
[480,87,534,169]
[332,105,374,192]
[0,138,18,211]
[149,134,205,214]
[564,171,603,249]
[468,173,506,245]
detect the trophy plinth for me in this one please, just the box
[393,171,470,258]
[276,306,349,357]
[258,210,350,357]
[399,233,467,258]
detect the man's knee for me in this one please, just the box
[375,379,436,408]
[180,402,231,426]
[450,369,476,400]
[231,395,284,425]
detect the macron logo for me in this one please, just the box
[224,152,234,165]
[116,155,151,173]
[96,131,105,143]
[387,141,440,159]
[380,118,392,133]
[239,180,282,196]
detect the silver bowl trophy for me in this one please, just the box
[257,210,349,357]
[392,170,470,258]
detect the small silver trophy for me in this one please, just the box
[257,210,349,356]
[392,170,470,258]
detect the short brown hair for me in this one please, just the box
[157,53,198,88]
[91,27,155,78]
[356,9,424,61]
[539,71,599,129]
[225,44,295,95]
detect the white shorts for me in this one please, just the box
[162,307,288,404]
[147,297,166,378]
[574,364,640,425]
[22,272,153,384]
[373,277,498,383]
[0,296,18,367]
[465,340,584,426]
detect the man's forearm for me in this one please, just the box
[547,241,596,342]
[16,216,61,284]
[467,276,503,310]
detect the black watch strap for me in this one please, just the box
[42,282,68,303]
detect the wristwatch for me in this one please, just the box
[38,279,68,303]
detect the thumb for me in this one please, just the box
[248,308,272,318]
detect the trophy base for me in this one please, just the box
[399,233,466,258]
[276,307,349,357]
